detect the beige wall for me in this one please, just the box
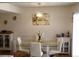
[0,6,73,41]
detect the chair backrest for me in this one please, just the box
[57,38,63,52]
[30,42,43,57]
[42,45,49,57]
[17,37,22,49]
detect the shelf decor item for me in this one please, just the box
[61,33,64,37]
[32,12,49,25]
[56,34,61,37]
[66,32,70,37]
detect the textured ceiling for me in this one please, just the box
[11,2,76,7]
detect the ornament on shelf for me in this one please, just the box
[4,20,8,25]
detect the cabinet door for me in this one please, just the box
[63,42,69,53]
[0,35,3,48]
[57,37,70,53]
[5,35,10,48]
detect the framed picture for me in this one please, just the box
[32,13,49,25]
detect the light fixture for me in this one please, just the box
[31,2,46,7]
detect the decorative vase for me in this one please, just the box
[37,31,42,42]
[38,35,41,42]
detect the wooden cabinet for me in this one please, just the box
[0,33,13,50]
[57,37,70,54]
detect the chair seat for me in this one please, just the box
[49,50,61,55]
[19,48,30,53]
[42,54,49,57]
[41,51,43,56]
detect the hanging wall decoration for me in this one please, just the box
[4,20,8,25]
[32,12,49,25]
[13,16,17,21]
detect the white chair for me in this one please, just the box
[17,37,30,53]
[30,42,43,57]
[48,39,63,56]
[42,45,49,57]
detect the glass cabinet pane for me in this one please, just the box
[63,42,69,52]
[0,35,3,47]
[5,35,10,48]
[64,42,69,47]
[64,47,68,52]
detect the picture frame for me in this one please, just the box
[32,13,49,25]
